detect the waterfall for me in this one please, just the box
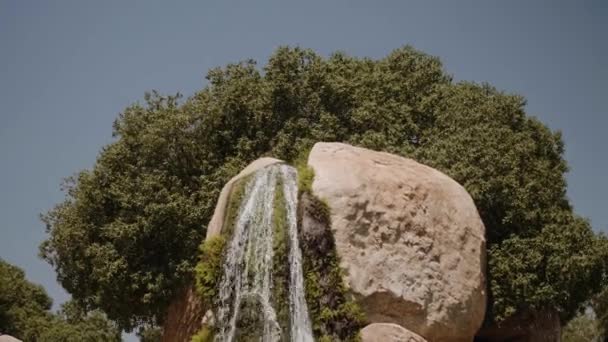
[214,164,314,342]
[280,166,314,342]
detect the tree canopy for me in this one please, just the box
[0,259,120,341]
[40,46,608,331]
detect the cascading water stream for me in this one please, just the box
[280,166,314,342]
[214,164,314,342]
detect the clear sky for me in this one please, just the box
[1,0,606,339]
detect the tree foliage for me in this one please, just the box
[136,325,163,342]
[0,259,120,341]
[590,266,608,340]
[562,310,603,342]
[37,306,121,342]
[41,46,607,330]
[1,259,52,340]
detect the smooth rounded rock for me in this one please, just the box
[308,142,486,342]
[0,335,22,342]
[361,323,427,342]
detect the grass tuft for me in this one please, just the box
[191,326,214,342]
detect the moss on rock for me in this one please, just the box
[294,149,315,194]
[272,174,292,341]
[298,187,365,341]
[192,163,364,341]
[192,175,252,340]
[221,175,251,238]
[190,326,214,342]
[193,176,250,306]
[194,235,226,306]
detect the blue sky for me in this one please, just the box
[1,0,606,339]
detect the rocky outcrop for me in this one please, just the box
[163,157,282,342]
[308,142,486,342]
[475,309,561,342]
[206,157,283,238]
[361,323,427,342]
[0,335,22,342]
[164,146,487,341]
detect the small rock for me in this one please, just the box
[361,323,427,342]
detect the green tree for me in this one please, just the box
[136,325,162,342]
[0,259,120,341]
[1,259,52,340]
[591,267,608,341]
[41,46,608,330]
[37,310,121,342]
[562,310,603,342]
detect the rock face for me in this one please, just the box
[475,309,561,342]
[361,323,427,342]
[308,142,486,342]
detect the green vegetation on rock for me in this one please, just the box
[294,149,315,193]
[194,235,226,306]
[191,177,251,339]
[222,176,251,238]
[272,174,292,340]
[41,45,608,330]
[298,189,365,341]
[191,326,214,342]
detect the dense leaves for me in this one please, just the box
[488,216,606,321]
[41,46,607,330]
[562,311,603,342]
[1,259,52,339]
[0,259,120,341]
[136,325,163,342]
[37,306,121,342]
[589,258,608,340]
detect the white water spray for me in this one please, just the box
[214,164,314,342]
[280,165,314,342]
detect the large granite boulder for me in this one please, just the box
[361,323,427,342]
[308,142,486,342]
